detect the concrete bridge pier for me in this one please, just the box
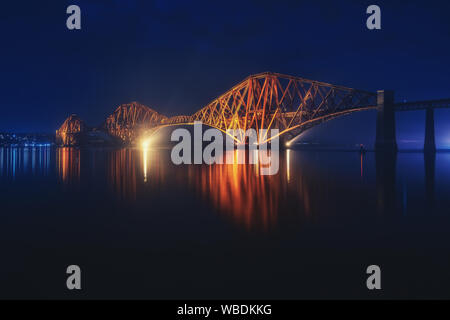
[424,107,436,153]
[375,90,397,153]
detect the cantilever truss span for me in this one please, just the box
[56,73,377,146]
[56,114,86,146]
[162,72,377,143]
[105,102,168,143]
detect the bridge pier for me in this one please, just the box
[424,107,436,153]
[375,90,397,153]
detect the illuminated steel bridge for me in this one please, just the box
[155,72,378,144]
[56,114,86,146]
[56,72,450,150]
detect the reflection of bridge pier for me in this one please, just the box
[376,151,397,215]
[422,101,437,212]
[424,152,436,212]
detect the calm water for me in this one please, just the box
[1,146,450,299]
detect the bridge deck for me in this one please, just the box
[395,98,450,111]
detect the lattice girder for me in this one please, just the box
[184,72,376,143]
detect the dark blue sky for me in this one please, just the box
[1,0,450,136]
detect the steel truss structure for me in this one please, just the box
[56,73,378,145]
[104,102,168,143]
[164,72,377,143]
[56,114,86,146]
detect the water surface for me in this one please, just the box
[1,147,450,299]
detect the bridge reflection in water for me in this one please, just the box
[104,147,440,230]
[53,147,372,230]
[1,146,442,231]
[56,147,80,185]
[185,150,284,231]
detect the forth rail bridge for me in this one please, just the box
[56,72,450,152]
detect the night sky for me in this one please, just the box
[1,0,449,147]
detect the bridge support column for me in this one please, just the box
[375,90,397,153]
[424,108,436,153]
